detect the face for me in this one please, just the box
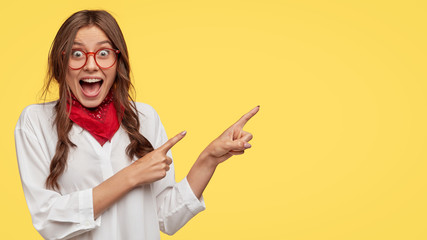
[65,25,117,108]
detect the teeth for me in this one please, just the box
[81,78,102,83]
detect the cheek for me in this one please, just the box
[65,70,80,91]
[66,70,78,83]
[106,69,118,84]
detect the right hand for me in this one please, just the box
[129,131,186,186]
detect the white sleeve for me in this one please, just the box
[15,125,101,239]
[150,108,206,235]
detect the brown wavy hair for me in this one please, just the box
[43,10,154,191]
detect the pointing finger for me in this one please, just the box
[234,106,260,128]
[158,131,187,153]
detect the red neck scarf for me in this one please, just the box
[67,92,121,146]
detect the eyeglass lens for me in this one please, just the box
[69,49,118,69]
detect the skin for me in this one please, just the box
[66,25,117,108]
[65,26,260,220]
[92,106,259,219]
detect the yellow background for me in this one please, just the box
[1,0,426,239]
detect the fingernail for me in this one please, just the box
[244,143,251,148]
[181,130,187,136]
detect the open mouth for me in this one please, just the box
[79,78,104,97]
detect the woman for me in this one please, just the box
[15,10,258,240]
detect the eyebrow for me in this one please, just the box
[72,40,113,46]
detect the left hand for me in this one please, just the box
[201,106,260,165]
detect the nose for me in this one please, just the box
[84,53,98,71]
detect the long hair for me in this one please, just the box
[43,10,154,190]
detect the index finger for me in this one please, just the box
[158,131,187,153]
[234,105,260,127]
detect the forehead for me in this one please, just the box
[73,25,111,47]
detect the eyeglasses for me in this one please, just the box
[64,48,120,70]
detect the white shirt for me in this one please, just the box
[15,101,205,240]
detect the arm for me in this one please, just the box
[153,106,259,235]
[187,106,260,199]
[92,131,186,219]
[17,105,258,238]
[15,127,101,240]
[15,106,182,239]
[94,106,260,218]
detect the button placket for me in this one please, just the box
[99,141,114,180]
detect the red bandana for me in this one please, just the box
[67,92,121,146]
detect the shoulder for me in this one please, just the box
[15,101,57,134]
[134,102,161,123]
[133,102,165,144]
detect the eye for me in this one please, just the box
[98,49,110,57]
[71,50,84,58]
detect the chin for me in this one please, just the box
[78,95,105,108]
[67,75,115,108]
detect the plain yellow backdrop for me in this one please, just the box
[1,0,427,239]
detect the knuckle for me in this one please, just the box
[152,151,161,158]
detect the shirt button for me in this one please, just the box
[84,220,91,227]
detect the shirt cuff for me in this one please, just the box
[78,188,101,229]
[176,177,206,215]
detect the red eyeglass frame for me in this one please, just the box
[62,48,120,70]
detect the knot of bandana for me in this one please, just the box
[67,92,120,146]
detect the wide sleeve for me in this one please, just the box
[149,107,206,235]
[15,113,101,240]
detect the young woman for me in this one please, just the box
[15,10,258,240]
